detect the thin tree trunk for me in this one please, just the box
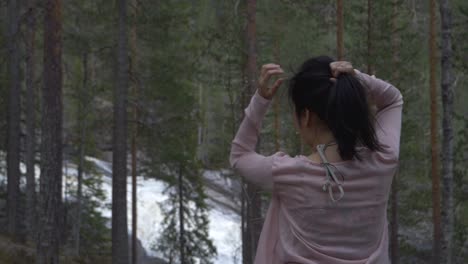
[367,0,373,74]
[197,83,205,162]
[37,0,63,262]
[429,0,442,262]
[112,0,130,262]
[130,0,139,262]
[336,0,344,60]
[6,0,22,242]
[74,52,88,256]
[178,165,185,264]
[245,1,262,262]
[274,16,280,152]
[25,0,37,244]
[241,179,249,264]
[240,34,250,264]
[439,0,454,263]
[390,0,400,262]
[390,172,400,263]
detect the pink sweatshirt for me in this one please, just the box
[230,72,403,264]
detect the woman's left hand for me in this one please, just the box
[330,61,355,78]
[257,63,285,100]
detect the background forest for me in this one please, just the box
[0,0,467,264]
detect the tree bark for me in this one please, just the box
[25,0,37,243]
[6,0,22,242]
[390,0,400,263]
[367,0,373,75]
[429,0,442,263]
[245,1,262,262]
[241,179,249,264]
[336,0,344,60]
[74,52,88,256]
[112,0,130,262]
[178,165,185,264]
[274,14,280,152]
[37,0,63,262]
[439,0,454,263]
[130,0,139,262]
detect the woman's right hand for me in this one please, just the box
[257,63,285,100]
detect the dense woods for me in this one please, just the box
[0,0,467,263]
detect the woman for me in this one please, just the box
[230,56,403,264]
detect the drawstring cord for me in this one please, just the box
[316,143,345,202]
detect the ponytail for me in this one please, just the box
[288,56,382,160]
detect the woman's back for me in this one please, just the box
[271,148,397,262]
[230,58,403,263]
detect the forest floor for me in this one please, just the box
[0,234,110,264]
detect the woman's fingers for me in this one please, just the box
[270,78,284,96]
[260,67,283,87]
[258,63,284,99]
[264,68,284,82]
[261,64,280,77]
[330,61,353,77]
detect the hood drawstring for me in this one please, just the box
[317,143,344,202]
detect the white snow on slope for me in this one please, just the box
[89,157,242,263]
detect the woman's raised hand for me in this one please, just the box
[329,61,355,79]
[257,63,284,100]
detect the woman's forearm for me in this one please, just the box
[355,70,403,111]
[229,91,271,168]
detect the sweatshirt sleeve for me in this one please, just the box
[356,71,404,159]
[229,91,276,190]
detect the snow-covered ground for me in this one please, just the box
[1,155,241,263]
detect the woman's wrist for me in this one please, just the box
[254,89,272,104]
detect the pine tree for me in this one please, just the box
[112,0,130,262]
[336,0,344,60]
[74,51,88,256]
[390,0,401,263]
[37,0,64,262]
[6,0,22,242]
[439,0,455,263]
[367,0,373,74]
[244,1,263,263]
[24,0,38,243]
[130,0,139,262]
[149,70,217,263]
[156,163,217,264]
[429,0,442,262]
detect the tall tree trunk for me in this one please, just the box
[37,0,63,262]
[6,0,22,242]
[241,179,249,264]
[367,0,373,74]
[429,0,442,263]
[245,1,262,262]
[439,0,454,263]
[273,12,280,152]
[112,0,130,263]
[336,0,344,60]
[178,165,185,264]
[25,0,37,243]
[130,0,139,262]
[240,37,250,264]
[390,172,400,263]
[74,52,88,256]
[390,0,400,263]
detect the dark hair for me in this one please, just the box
[288,55,382,160]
